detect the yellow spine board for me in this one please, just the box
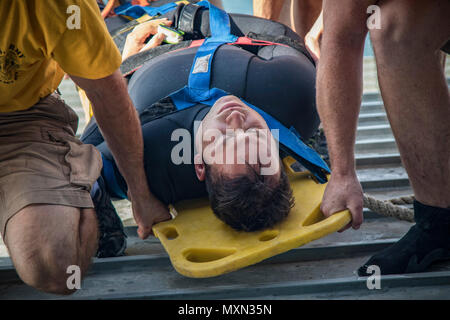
[153,172,351,278]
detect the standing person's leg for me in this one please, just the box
[255,0,322,39]
[295,0,322,39]
[253,0,285,21]
[370,0,450,208]
[254,0,322,52]
[304,9,323,62]
[359,0,450,275]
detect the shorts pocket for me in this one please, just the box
[65,140,102,191]
[44,129,102,191]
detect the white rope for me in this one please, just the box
[363,194,415,222]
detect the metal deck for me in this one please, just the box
[1,82,449,299]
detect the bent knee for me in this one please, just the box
[32,276,77,296]
[5,205,93,294]
[17,256,81,295]
[369,2,447,55]
[10,243,82,295]
[369,12,414,54]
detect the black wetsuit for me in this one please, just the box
[81,42,317,205]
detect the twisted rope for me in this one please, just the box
[363,194,415,222]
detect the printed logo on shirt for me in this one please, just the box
[0,44,25,84]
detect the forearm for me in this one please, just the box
[316,35,366,176]
[73,70,149,197]
[316,0,372,176]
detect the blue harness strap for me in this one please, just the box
[171,0,237,105]
[170,1,330,183]
[114,2,178,19]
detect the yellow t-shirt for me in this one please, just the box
[0,0,122,112]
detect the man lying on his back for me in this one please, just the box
[81,9,323,256]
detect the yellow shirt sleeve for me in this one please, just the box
[51,0,122,79]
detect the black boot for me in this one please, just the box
[91,175,127,258]
[358,200,450,276]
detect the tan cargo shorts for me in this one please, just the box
[0,93,102,239]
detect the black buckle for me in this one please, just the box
[177,3,201,34]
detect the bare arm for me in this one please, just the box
[71,69,170,239]
[317,0,376,231]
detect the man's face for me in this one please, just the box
[194,95,281,182]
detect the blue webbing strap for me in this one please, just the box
[172,0,237,104]
[170,1,330,183]
[114,2,178,19]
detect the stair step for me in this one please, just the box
[360,100,385,114]
[355,153,401,166]
[355,138,398,153]
[356,124,393,140]
[357,164,409,189]
[358,112,389,125]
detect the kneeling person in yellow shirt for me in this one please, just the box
[0,0,170,295]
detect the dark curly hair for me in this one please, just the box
[204,163,294,232]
